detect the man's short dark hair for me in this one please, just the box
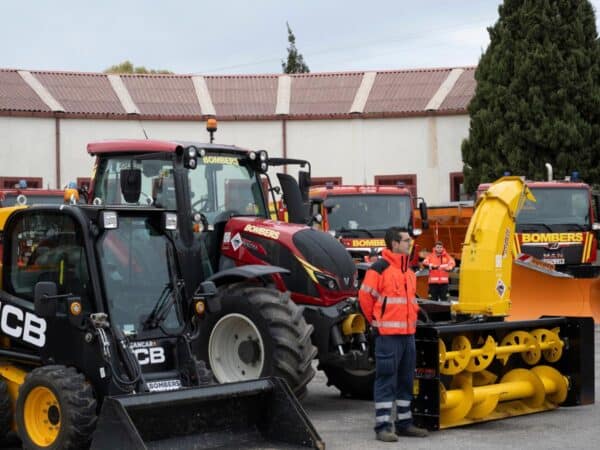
[384,226,409,250]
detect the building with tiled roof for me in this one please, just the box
[0,66,476,203]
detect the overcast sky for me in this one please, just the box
[2,0,600,75]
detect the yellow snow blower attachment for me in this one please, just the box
[413,177,595,430]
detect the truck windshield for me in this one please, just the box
[93,156,176,208]
[188,154,268,225]
[518,188,590,228]
[326,195,412,231]
[97,215,183,334]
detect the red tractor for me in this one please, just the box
[86,138,373,398]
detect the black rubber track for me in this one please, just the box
[198,285,318,398]
[16,365,97,450]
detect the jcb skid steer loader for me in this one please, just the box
[413,177,595,429]
[0,205,323,449]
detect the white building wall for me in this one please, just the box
[1,114,468,203]
[286,115,469,204]
[0,117,56,187]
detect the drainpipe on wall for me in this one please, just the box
[55,117,61,189]
[282,118,288,174]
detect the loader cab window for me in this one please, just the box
[5,212,92,309]
[93,156,176,209]
[97,215,183,334]
[188,154,268,225]
[517,188,590,230]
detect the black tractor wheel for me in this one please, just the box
[197,286,318,398]
[15,365,97,450]
[321,365,375,400]
[0,378,12,440]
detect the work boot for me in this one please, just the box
[396,424,429,437]
[375,430,399,442]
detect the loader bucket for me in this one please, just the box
[91,378,324,450]
[509,263,600,323]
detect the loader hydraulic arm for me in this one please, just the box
[453,177,535,317]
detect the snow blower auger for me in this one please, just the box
[0,205,323,450]
[413,177,595,430]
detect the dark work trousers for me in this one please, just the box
[373,334,416,433]
[428,283,449,301]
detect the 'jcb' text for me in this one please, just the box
[0,301,46,347]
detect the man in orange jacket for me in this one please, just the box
[422,240,456,301]
[359,227,428,442]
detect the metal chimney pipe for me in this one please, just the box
[545,163,553,181]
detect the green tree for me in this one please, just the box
[461,0,600,193]
[104,60,173,74]
[282,22,310,73]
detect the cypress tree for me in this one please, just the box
[282,22,310,73]
[462,0,600,192]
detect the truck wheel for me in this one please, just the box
[0,379,11,440]
[197,286,318,398]
[16,365,97,450]
[321,365,375,400]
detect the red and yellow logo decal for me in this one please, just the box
[345,238,385,248]
[520,232,584,243]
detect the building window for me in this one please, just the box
[374,174,417,197]
[449,172,473,201]
[0,177,43,189]
[311,177,342,187]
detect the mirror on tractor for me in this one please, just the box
[298,171,311,203]
[418,198,429,229]
[120,168,142,203]
[34,281,58,318]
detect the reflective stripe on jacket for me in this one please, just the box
[422,249,456,285]
[358,248,418,335]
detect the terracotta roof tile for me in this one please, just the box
[439,68,476,111]
[205,75,278,117]
[0,70,50,112]
[32,71,125,115]
[121,75,201,116]
[365,69,451,114]
[290,72,363,116]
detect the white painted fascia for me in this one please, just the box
[18,70,64,112]
[192,76,216,116]
[425,68,464,111]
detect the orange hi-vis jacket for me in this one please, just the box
[422,249,456,284]
[358,248,419,335]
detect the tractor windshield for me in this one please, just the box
[326,194,412,232]
[188,153,268,225]
[517,188,590,230]
[97,215,183,334]
[93,156,177,208]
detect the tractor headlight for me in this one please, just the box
[198,148,206,157]
[258,150,268,162]
[249,151,257,160]
[101,211,118,229]
[187,146,197,158]
[184,146,198,169]
[163,212,178,230]
[314,271,339,291]
[260,162,268,172]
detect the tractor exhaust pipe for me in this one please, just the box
[545,163,553,181]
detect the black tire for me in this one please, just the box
[196,286,318,398]
[16,365,97,450]
[321,365,375,400]
[0,378,12,440]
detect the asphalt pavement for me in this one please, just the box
[303,325,600,450]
